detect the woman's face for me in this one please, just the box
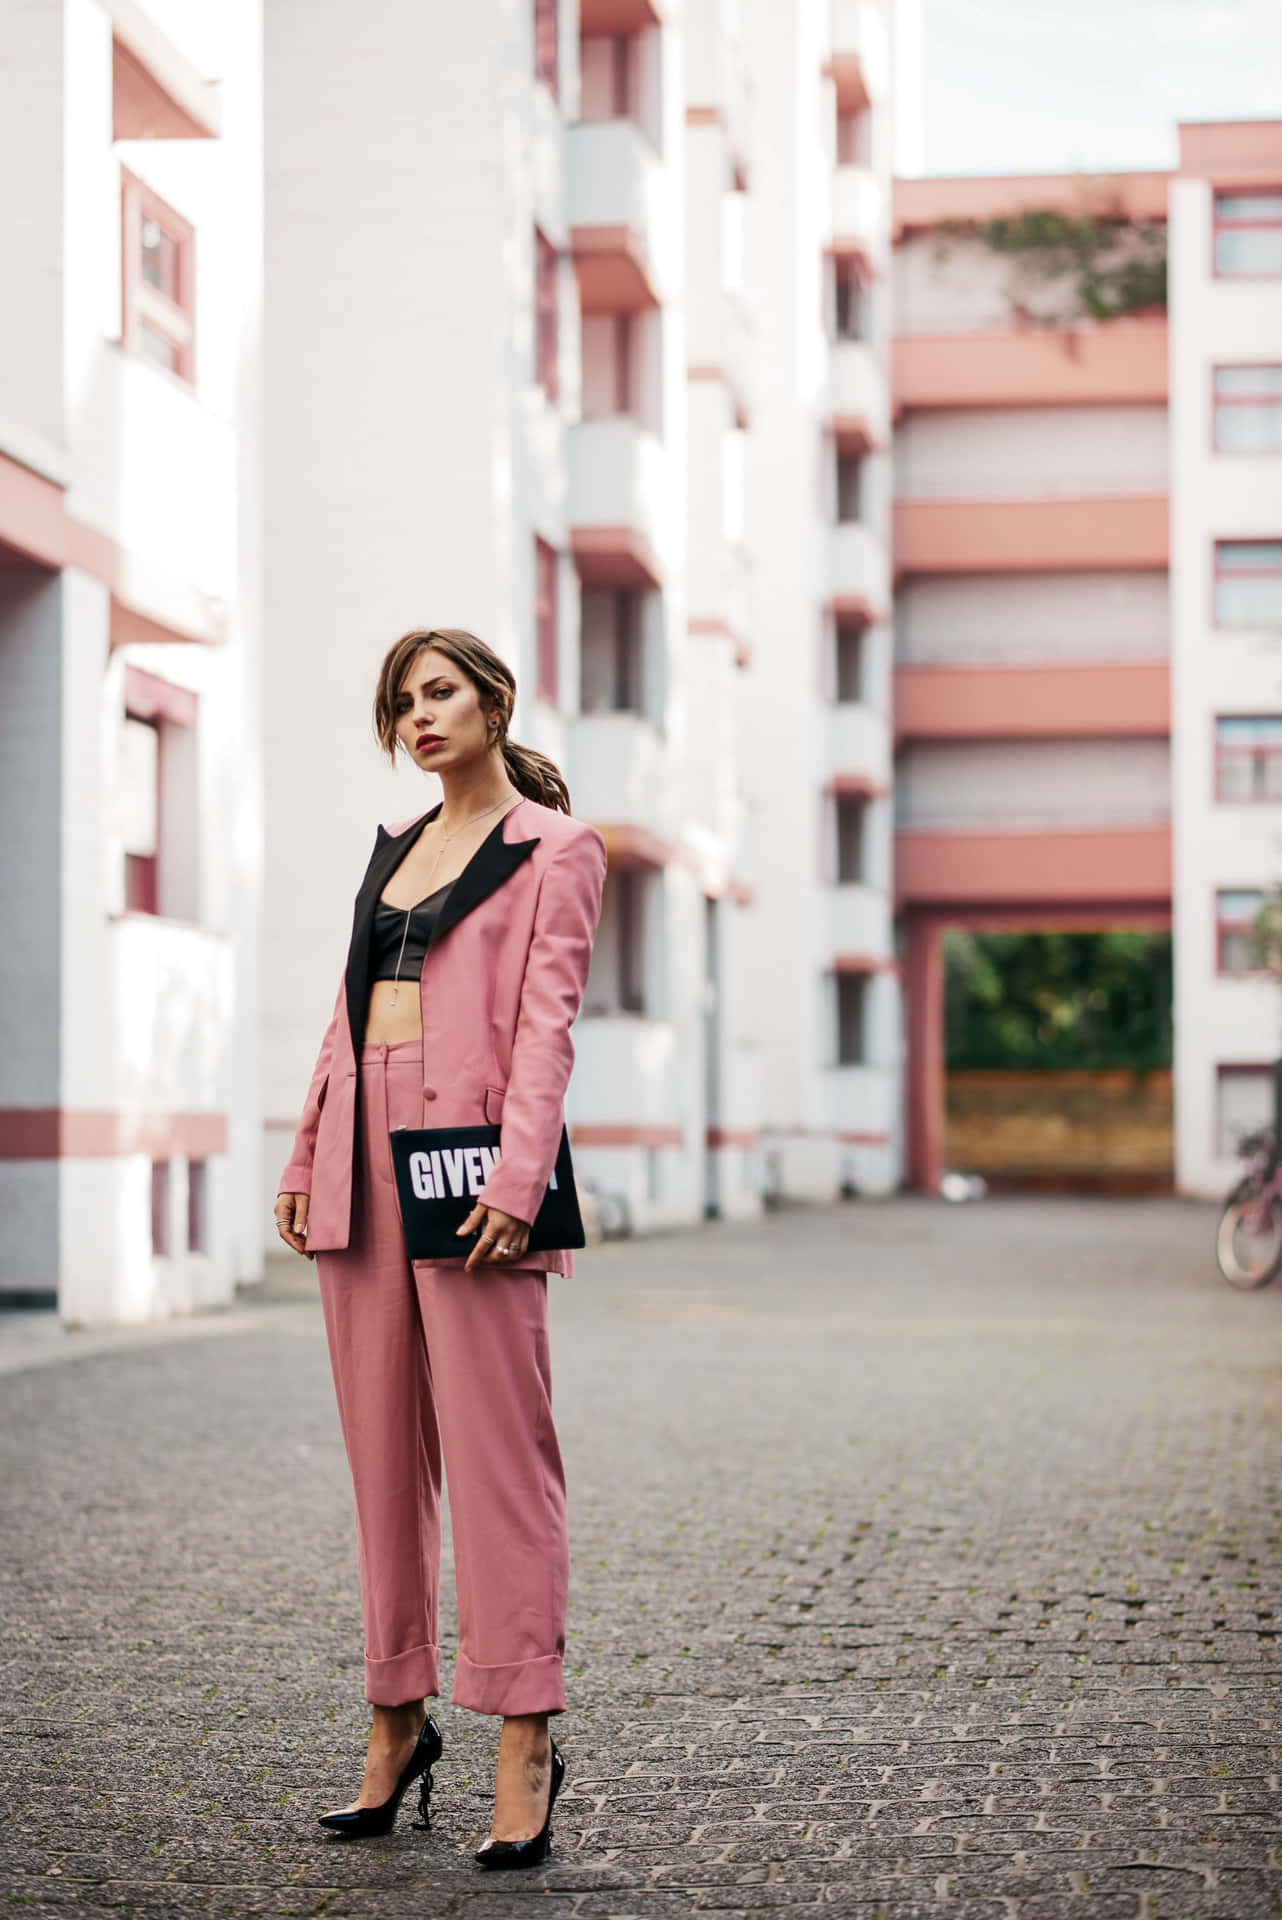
[393,647,498,775]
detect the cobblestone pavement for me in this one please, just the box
[2,1197,1280,1920]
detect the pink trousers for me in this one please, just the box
[315,1039,569,1715]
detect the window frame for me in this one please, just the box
[1213,189,1282,281]
[1214,714,1282,804]
[1213,539,1282,630]
[1215,887,1266,977]
[534,228,560,404]
[120,166,195,385]
[1212,363,1282,454]
[534,536,559,705]
[533,0,559,96]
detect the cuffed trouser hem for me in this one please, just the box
[364,1640,441,1707]
[452,1651,566,1717]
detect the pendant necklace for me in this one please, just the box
[388,794,516,1008]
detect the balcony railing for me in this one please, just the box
[567,119,671,309]
[830,520,890,619]
[568,417,673,584]
[832,164,888,276]
[829,337,888,447]
[570,708,670,841]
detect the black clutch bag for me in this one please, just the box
[389,1123,586,1262]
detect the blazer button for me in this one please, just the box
[424,1087,438,1101]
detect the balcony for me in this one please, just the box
[568,417,671,587]
[570,709,671,845]
[896,825,1172,908]
[830,338,888,450]
[686,11,751,186]
[826,1062,897,1139]
[567,119,669,311]
[829,0,889,111]
[570,1014,682,1141]
[826,699,890,786]
[826,882,892,962]
[830,520,889,621]
[894,662,1171,743]
[892,318,1169,415]
[893,496,1169,576]
[832,164,888,277]
[723,288,753,426]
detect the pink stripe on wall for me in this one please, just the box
[897,826,1172,907]
[0,1111,228,1160]
[571,1124,684,1148]
[894,662,1170,743]
[894,496,1170,576]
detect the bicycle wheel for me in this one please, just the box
[1216,1189,1282,1289]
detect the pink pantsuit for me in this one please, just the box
[279,798,608,1712]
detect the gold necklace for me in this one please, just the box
[388,794,518,1008]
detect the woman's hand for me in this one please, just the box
[275,1192,313,1259]
[457,1202,531,1272]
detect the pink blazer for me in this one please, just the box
[278,795,608,1276]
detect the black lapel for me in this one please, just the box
[343,802,541,1052]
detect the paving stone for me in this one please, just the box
[2,1197,1281,1918]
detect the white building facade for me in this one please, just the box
[0,0,263,1322]
[739,0,900,1202]
[1170,121,1282,1196]
[262,0,761,1245]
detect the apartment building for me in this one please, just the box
[740,0,899,1202]
[262,0,760,1241]
[1170,122,1282,1196]
[891,170,1173,1193]
[0,1,263,1322]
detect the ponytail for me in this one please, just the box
[500,737,570,813]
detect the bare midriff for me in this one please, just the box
[364,978,426,1047]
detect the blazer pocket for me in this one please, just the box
[483,1086,505,1125]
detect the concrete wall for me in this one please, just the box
[895,738,1171,833]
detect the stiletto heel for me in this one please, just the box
[317,1715,443,1838]
[475,1737,565,1870]
[412,1762,435,1831]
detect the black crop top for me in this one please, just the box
[370,880,456,985]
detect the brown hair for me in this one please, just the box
[372,627,571,813]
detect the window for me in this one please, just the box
[835,621,866,702]
[610,34,634,116]
[187,1160,208,1254]
[580,588,646,713]
[616,870,646,1013]
[836,452,864,523]
[120,667,199,920]
[835,795,867,884]
[151,1161,170,1257]
[535,537,559,704]
[833,257,868,342]
[535,229,559,403]
[835,108,868,167]
[1214,191,1282,278]
[121,714,160,913]
[1217,889,1264,975]
[836,973,867,1065]
[1214,366,1282,453]
[1216,717,1282,802]
[121,168,194,382]
[1214,541,1282,628]
[1217,1065,1274,1158]
[533,0,558,94]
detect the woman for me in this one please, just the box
[273,627,607,1869]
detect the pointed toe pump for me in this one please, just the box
[475,1737,565,1871]
[317,1715,443,1839]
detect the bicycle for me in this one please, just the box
[1216,1125,1282,1290]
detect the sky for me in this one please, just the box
[895,0,1281,177]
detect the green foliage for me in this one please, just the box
[944,931,1172,1072]
[931,206,1168,322]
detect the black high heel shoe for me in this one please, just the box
[474,1737,565,1871]
[317,1714,443,1838]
